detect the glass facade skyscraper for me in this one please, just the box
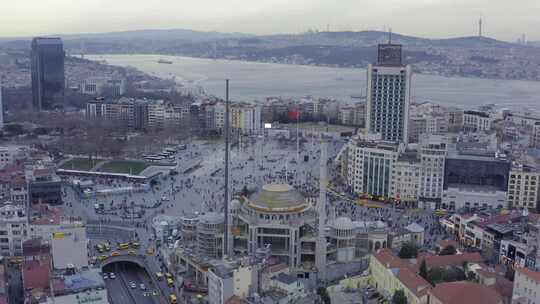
[31,37,65,110]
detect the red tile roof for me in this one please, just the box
[414,252,483,271]
[22,259,51,291]
[373,249,406,269]
[437,240,458,250]
[225,295,243,304]
[30,206,62,225]
[516,267,540,283]
[429,282,503,304]
[268,263,288,273]
[396,267,431,297]
[374,250,431,297]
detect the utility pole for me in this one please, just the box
[224,80,231,257]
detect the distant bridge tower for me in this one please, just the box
[80,40,85,59]
[478,18,483,37]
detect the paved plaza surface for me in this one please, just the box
[59,136,447,303]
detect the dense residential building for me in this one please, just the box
[446,107,464,131]
[418,136,447,209]
[532,122,540,148]
[408,115,427,143]
[31,37,65,110]
[0,203,27,256]
[507,164,540,210]
[513,267,540,304]
[86,97,190,131]
[338,102,366,127]
[80,76,126,97]
[408,114,448,143]
[463,110,492,132]
[230,103,261,135]
[207,261,259,304]
[0,146,27,169]
[366,44,411,143]
[46,269,108,304]
[22,238,52,303]
[506,112,540,129]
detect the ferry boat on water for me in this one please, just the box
[157,59,173,64]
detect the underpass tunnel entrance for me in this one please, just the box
[102,260,157,289]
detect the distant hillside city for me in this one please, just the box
[1,29,540,81]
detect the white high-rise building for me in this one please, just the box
[346,138,402,198]
[366,44,412,144]
[418,135,447,209]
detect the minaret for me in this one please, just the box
[315,139,328,283]
[224,80,232,256]
[0,79,4,130]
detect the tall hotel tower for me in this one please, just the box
[366,43,411,143]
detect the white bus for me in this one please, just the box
[144,156,165,162]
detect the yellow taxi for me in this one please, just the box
[128,250,137,256]
[110,251,121,257]
[98,255,108,261]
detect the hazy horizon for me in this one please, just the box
[1,0,539,41]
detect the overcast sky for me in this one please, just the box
[1,0,539,41]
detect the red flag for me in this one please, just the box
[288,110,300,120]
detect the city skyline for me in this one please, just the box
[1,0,540,41]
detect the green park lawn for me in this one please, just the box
[60,158,101,171]
[99,160,151,175]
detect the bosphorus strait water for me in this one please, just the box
[88,54,540,111]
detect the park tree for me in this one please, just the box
[398,242,418,259]
[419,259,428,280]
[316,287,331,304]
[427,267,444,285]
[505,267,515,281]
[439,245,457,256]
[392,290,407,304]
